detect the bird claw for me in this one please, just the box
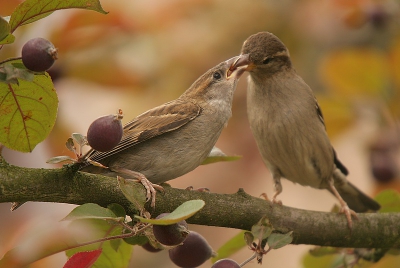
[135,177,164,207]
[260,193,270,201]
[339,204,358,230]
[272,198,283,206]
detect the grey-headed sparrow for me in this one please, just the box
[80,57,247,207]
[229,32,380,228]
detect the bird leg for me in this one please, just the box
[328,180,358,230]
[111,167,164,207]
[272,174,283,205]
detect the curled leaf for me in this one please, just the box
[251,216,273,241]
[202,147,241,165]
[267,231,293,249]
[135,200,205,225]
[46,155,76,164]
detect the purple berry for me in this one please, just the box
[169,231,213,267]
[153,213,189,246]
[212,259,241,268]
[142,242,162,253]
[22,38,58,72]
[87,111,123,152]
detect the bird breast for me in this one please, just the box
[246,73,334,189]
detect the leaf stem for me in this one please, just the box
[71,223,152,250]
[0,57,22,65]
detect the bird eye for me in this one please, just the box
[262,57,273,64]
[213,72,222,80]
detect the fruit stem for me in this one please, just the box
[240,253,256,267]
[0,56,22,65]
[116,109,124,120]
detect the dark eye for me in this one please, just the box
[213,72,222,80]
[263,57,273,64]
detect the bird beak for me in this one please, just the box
[226,54,250,79]
[226,54,252,78]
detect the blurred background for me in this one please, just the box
[1,0,400,267]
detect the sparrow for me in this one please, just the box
[80,57,247,207]
[229,32,380,229]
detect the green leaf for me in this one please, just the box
[62,203,120,221]
[117,176,146,211]
[0,16,11,42]
[110,239,122,252]
[0,68,58,152]
[374,189,400,213]
[267,231,293,249]
[1,61,35,83]
[123,235,148,246]
[107,203,126,218]
[244,231,254,247]
[211,230,247,263]
[65,137,76,153]
[135,200,205,225]
[66,219,132,268]
[9,0,108,33]
[251,216,273,241]
[0,34,15,45]
[72,132,87,146]
[202,146,241,165]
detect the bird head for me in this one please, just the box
[228,32,292,77]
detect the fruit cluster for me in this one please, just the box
[139,213,243,267]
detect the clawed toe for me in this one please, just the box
[340,204,358,230]
[272,198,283,206]
[260,193,269,201]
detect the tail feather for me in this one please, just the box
[329,181,380,212]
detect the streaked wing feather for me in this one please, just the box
[315,97,349,175]
[84,100,201,163]
[315,98,325,128]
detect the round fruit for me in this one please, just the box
[22,38,58,72]
[142,242,162,253]
[169,231,213,267]
[87,111,123,152]
[212,259,240,268]
[153,213,189,246]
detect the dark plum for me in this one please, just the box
[87,111,123,152]
[212,259,241,268]
[142,242,162,253]
[169,231,213,267]
[153,213,189,246]
[22,38,58,72]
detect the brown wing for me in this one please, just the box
[84,99,202,163]
[315,98,349,176]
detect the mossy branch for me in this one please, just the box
[1,158,399,249]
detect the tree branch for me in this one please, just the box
[1,158,399,249]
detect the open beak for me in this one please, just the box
[226,54,252,78]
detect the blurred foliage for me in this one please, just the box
[2,0,400,267]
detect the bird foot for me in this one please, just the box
[134,177,164,207]
[339,204,358,230]
[260,193,269,201]
[272,198,283,206]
